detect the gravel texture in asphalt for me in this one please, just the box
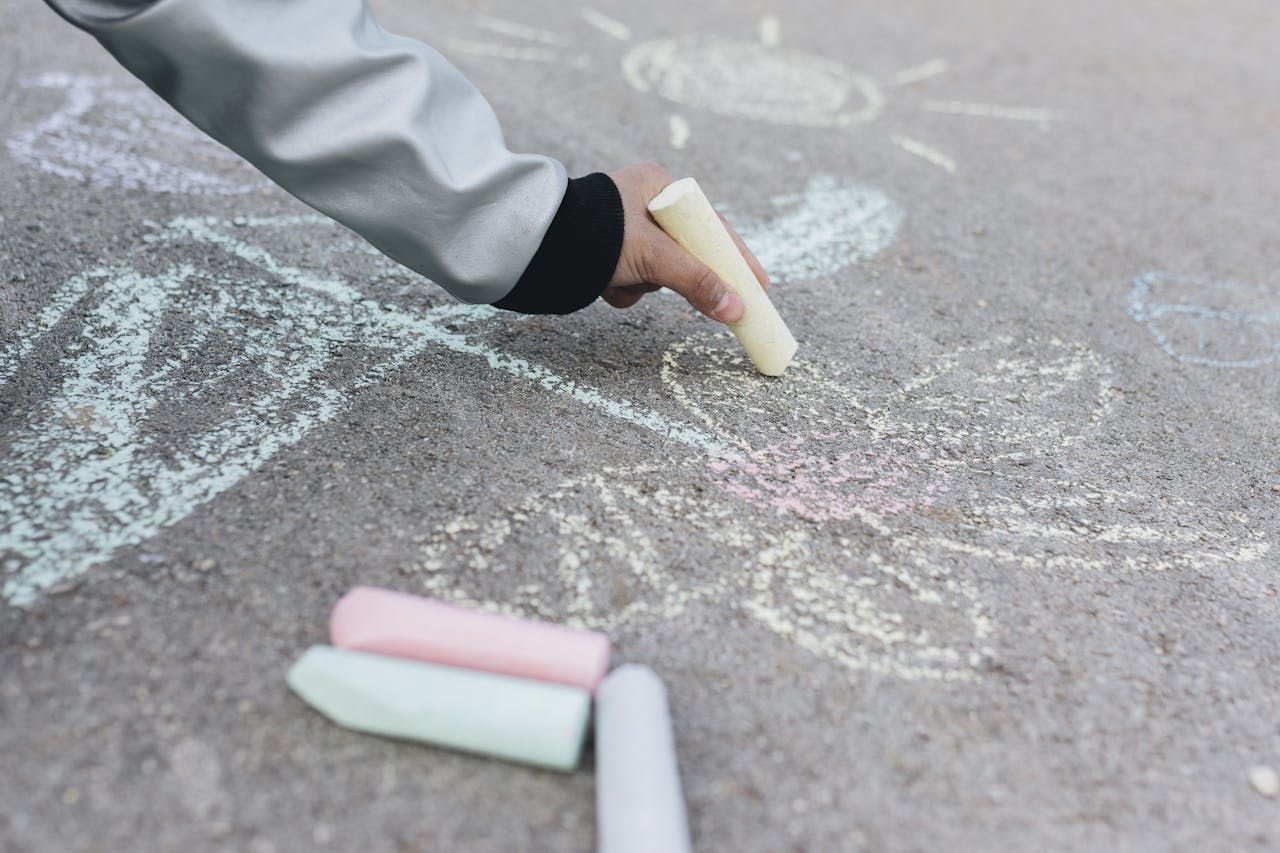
[3,0,1279,850]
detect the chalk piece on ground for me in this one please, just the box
[287,645,590,771]
[330,585,611,693]
[648,177,798,376]
[595,664,693,853]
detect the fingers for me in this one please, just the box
[605,161,768,323]
[718,212,770,291]
[636,229,744,323]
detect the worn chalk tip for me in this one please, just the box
[647,177,701,213]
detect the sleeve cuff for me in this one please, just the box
[492,172,625,315]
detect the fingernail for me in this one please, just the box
[713,292,744,323]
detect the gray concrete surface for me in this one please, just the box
[3,0,1279,850]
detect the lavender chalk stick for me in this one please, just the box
[287,646,590,771]
[595,665,693,853]
[331,586,611,693]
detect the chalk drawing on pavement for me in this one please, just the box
[611,12,1059,166]
[0,172,896,606]
[473,14,567,46]
[622,36,884,128]
[417,464,993,683]
[6,73,269,195]
[1129,272,1279,369]
[581,8,632,42]
[729,174,903,284]
[668,114,691,150]
[757,15,783,49]
[416,326,1268,682]
[0,219,743,606]
[919,101,1059,123]
[894,59,949,87]
[442,7,1058,165]
[890,135,957,174]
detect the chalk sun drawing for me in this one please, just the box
[1129,271,1279,369]
[0,173,891,605]
[618,19,1060,171]
[6,73,269,195]
[417,328,1268,682]
[623,36,884,127]
[444,8,1060,172]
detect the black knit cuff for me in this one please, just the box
[493,172,624,315]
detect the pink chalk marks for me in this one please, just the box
[708,436,948,522]
[662,332,951,523]
[7,73,268,195]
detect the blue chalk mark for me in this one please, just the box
[1128,271,1280,369]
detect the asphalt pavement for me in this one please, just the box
[3,0,1279,850]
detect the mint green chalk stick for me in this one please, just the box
[287,645,590,771]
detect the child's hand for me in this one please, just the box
[604,163,770,323]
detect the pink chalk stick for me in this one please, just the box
[330,586,611,694]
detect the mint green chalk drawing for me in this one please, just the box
[0,217,734,605]
[733,176,902,284]
[2,173,900,605]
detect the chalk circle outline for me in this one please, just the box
[1128,271,1279,369]
[622,36,884,127]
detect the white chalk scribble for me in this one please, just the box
[6,73,268,195]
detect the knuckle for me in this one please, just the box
[692,266,722,304]
[634,243,661,285]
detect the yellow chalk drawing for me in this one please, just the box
[415,330,1269,682]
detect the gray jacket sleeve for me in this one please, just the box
[45,0,621,309]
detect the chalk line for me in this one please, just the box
[758,15,782,48]
[890,134,957,173]
[473,15,567,45]
[0,268,101,385]
[164,218,739,459]
[581,8,632,41]
[894,58,948,86]
[920,100,1059,123]
[667,114,691,150]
